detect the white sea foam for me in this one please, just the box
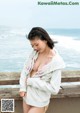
[0,30,80,71]
[9,28,27,36]
[50,35,80,52]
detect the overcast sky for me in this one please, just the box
[0,0,80,29]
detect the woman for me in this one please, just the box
[19,27,65,113]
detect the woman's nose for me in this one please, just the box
[33,46,38,51]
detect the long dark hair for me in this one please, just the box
[27,27,55,49]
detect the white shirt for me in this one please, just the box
[19,49,65,107]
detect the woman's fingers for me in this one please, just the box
[19,92,26,97]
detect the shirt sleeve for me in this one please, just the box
[19,63,27,92]
[27,69,61,95]
[19,50,35,92]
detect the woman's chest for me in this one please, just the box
[33,55,52,71]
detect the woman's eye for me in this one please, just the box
[31,44,38,48]
[35,44,38,46]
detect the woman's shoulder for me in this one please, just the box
[51,48,66,70]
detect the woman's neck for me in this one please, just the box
[42,47,56,58]
[39,47,55,59]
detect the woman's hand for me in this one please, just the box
[19,91,26,97]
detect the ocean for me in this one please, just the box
[0,26,80,72]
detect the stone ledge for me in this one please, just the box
[0,71,80,85]
[0,82,80,100]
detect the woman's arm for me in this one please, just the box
[27,69,61,95]
[19,50,35,92]
[19,65,27,92]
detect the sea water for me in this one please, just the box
[0,26,80,71]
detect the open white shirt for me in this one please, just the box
[19,49,65,107]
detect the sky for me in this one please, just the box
[0,0,80,29]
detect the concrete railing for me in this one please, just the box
[0,71,80,113]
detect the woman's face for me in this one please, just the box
[30,37,47,53]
